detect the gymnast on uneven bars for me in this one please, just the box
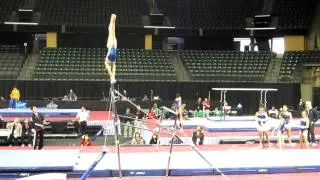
[105,14,117,84]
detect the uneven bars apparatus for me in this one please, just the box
[161,106,178,176]
[113,90,227,179]
[110,85,122,177]
[212,88,278,108]
[212,88,277,121]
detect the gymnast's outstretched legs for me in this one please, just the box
[105,14,117,84]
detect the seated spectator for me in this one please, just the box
[149,133,159,144]
[153,103,162,118]
[0,96,5,104]
[192,125,204,145]
[194,98,204,117]
[141,95,149,101]
[147,107,157,120]
[194,106,204,117]
[212,107,221,116]
[131,132,145,145]
[62,95,68,101]
[7,118,22,146]
[21,118,33,147]
[80,134,92,146]
[68,89,77,101]
[46,99,58,109]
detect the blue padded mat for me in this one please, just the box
[72,149,320,177]
[162,117,320,132]
[0,108,79,117]
[0,150,80,172]
[1,149,320,178]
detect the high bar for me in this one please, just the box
[212,88,278,91]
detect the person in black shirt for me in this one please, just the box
[305,101,318,146]
[196,97,203,110]
[192,125,204,145]
[67,89,77,101]
[298,99,305,114]
[31,106,46,150]
[149,133,158,144]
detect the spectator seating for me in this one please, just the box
[0,0,24,23]
[180,50,271,82]
[279,51,320,80]
[117,49,176,81]
[0,45,24,79]
[272,0,317,30]
[34,48,106,80]
[35,0,148,27]
[157,0,316,31]
[299,51,320,66]
[0,44,20,53]
[0,0,317,31]
[157,0,263,30]
[34,48,176,81]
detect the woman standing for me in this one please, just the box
[31,106,46,150]
[255,106,270,148]
[299,111,309,149]
[175,93,183,129]
[279,105,292,146]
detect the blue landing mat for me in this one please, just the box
[1,149,320,178]
[0,150,80,172]
[0,108,79,117]
[71,149,320,177]
[163,118,320,132]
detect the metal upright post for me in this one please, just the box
[264,90,268,108]
[259,90,263,106]
[166,117,177,177]
[223,90,227,121]
[110,84,122,177]
[219,90,224,121]
[156,110,164,152]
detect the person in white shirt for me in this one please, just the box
[7,118,22,146]
[75,106,89,135]
[256,106,270,148]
